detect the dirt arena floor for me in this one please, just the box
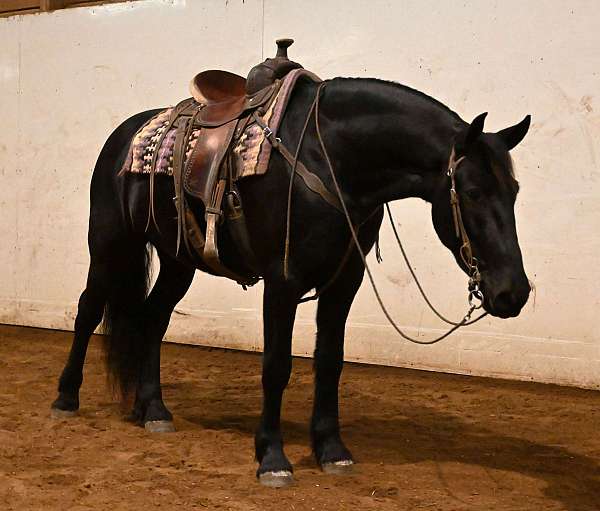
[0,325,599,511]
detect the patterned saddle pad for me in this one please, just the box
[120,108,199,176]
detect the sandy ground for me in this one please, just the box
[0,324,598,511]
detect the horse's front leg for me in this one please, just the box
[255,278,300,487]
[311,255,365,473]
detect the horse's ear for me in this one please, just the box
[465,112,488,147]
[456,112,487,154]
[496,115,531,150]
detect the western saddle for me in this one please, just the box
[152,39,306,286]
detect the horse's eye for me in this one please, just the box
[465,188,482,201]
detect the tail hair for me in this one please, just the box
[101,242,153,400]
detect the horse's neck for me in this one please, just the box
[320,79,463,210]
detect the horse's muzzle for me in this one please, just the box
[483,278,530,319]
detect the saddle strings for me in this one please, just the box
[313,83,488,345]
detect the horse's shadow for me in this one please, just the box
[350,414,600,510]
[166,378,600,510]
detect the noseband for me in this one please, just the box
[446,147,484,309]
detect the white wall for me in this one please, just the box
[1,0,598,389]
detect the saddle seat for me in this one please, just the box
[190,70,277,127]
[190,69,247,104]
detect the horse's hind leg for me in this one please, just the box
[51,261,108,416]
[311,255,365,473]
[131,252,194,432]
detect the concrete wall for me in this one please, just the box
[1,0,598,388]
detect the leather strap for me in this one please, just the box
[202,177,259,286]
[146,98,196,234]
[251,113,343,213]
[203,178,226,271]
[273,139,343,213]
[185,206,207,258]
[446,147,477,274]
[172,116,193,256]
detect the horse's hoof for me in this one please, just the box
[144,420,176,433]
[50,407,78,419]
[322,459,354,475]
[258,470,294,488]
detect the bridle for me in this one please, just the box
[446,147,485,310]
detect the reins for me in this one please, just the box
[385,204,487,327]
[311,82,488,344]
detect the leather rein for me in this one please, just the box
[262,81,488,344]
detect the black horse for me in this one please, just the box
[51,76,531,486]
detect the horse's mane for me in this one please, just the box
[328,77,463,122]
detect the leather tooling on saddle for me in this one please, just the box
[120,40,331,288]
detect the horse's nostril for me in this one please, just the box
[492,285,529,317]
[493,291,515,312]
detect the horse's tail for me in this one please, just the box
[101,241,153,400]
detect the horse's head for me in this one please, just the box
[432,113,531,318]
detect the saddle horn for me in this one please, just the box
[275,38,294,58]
[246,38,304,95]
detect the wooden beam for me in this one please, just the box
[40,0,66,11]
[0,0,134,16]
[0,0,39,14]
[66,1,132,6]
